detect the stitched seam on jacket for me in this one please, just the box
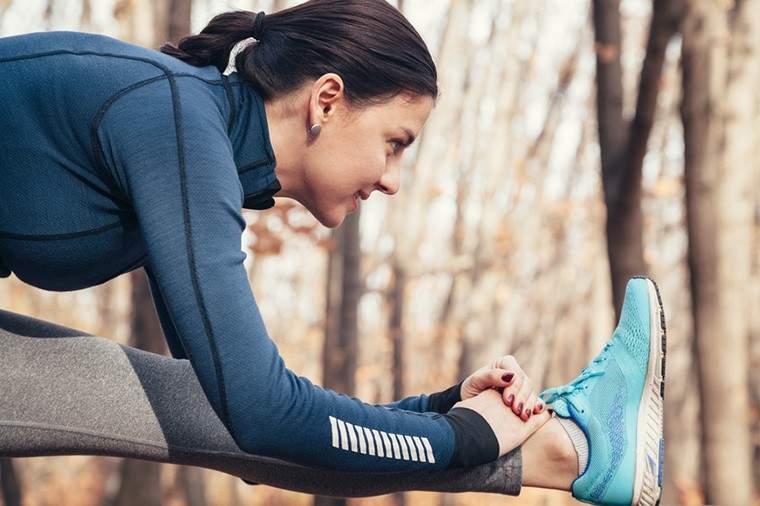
[220,74,237,134]
[90,73,227,200]
[0,221,122,240]
[252,82,276,163]
[167,71,232,429]
[90,74,169,199]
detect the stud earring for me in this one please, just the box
[309,124,321,137]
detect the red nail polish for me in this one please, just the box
[507,394,514,406]
[517,402,523,413]
[502,373,514,383]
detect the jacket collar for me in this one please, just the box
[221,71,281,210]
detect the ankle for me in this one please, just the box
[521,417,579,491]
[545,417,579,474]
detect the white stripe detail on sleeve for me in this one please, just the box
[363,426,375,455]
[329,416,339,448]
[404,435,418,461]
[345,422,359,452]
[422,437,436,463]
[336,419,349,450]
[388,433,402,459]
[380,431,393,458]
[357,424,367,454]
[413,436,427,462]
[397,433,410,460]
[372,429,385,457]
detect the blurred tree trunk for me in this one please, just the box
[752,165,760,492]
[176,466,208,506]
[592,0,641,318]
[389,261,406,405]
[388,260,407,506]
[109,459,162,506]
[592,0,683,318]
[316,210,362,506]
[681,1,759,504]
[0,458,21,506]
[153,0,192,47]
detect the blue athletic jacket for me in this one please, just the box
[0,31,496,472]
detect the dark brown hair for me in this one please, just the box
[160,0,438,106]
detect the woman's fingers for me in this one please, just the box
[489,354,546,421]
[521,391,539,421]
[502,369,523,408]
[512,377,532,419]
[493,367,515,388]
[533,395,546,415]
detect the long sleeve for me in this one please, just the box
[92,76,499,472]
[380,381,464,414]
[145,265,187,360]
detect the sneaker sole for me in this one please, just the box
[630,277,666,506]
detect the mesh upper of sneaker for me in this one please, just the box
[612,284,651,373]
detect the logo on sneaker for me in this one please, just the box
[647,454,657,476]
[658,438,665,486]
[588,388,627,500]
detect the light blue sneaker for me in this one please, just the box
[539,277,666,506]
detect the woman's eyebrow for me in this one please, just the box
[401,127,416,146]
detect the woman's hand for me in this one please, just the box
[460,355,547,422]
[453,387,552,457]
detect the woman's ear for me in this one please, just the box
[309,73,345,127]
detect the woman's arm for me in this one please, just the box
[95,76,497,473]
[380,382,464,413]
[148,260,462,414]
[146,261,462,414]
[145,265,187,360]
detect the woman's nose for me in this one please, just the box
[376,164,400,195]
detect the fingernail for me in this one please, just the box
[517,402,523,414]
[526,409,531,419]
[502,373,514,383]
[507,394,514,406]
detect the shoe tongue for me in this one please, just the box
[550,397,572,418]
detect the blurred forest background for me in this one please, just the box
[1,0,758,505]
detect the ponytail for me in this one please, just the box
[160,10,261,72]
[160,0,438,105]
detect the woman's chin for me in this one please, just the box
[312,205,349,229]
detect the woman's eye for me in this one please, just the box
[389,140,403,155]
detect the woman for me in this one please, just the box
[0,1,665,504]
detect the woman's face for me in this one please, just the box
[298,78,435,228]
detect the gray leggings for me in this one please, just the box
[0,309,522,498]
